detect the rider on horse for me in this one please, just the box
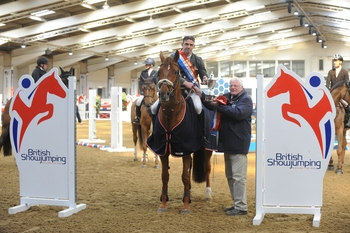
[326,54,350,128]
[133,57,158,125]
[32,56,49,83]
[151,37,208,121]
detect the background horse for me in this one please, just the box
[329,81,350,174]
[147,50,210,213]
[0,67,73,156]
[130,80,159,168]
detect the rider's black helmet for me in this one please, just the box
[144,57,155,66]
[37,56,49,66]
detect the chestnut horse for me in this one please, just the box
[147,50,210,213]
[329,81,350,174]
[0,67,72,156]
[130,80,159,168]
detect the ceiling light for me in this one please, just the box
[105,56,109,61]
[0,23,5,27]
[278,29,292,33]
[246,5,265,11]
[293,11,299,15]
[317,37,322,43]
[253,11,271,16]
[29,15,46,21]
[21,44,26,48]
[322,41,327,48]
[69,51,73,55]
[126,17,135,23]
[134,61,137,65]
[81,3,96,10]
[304,22,309,27]
[31,10,55,17]
[85,0,105,3]
[103,1,109,9]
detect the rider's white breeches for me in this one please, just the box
[136,95,144,106]
[150,93,202,115]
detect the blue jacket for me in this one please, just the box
[202,90,253,154]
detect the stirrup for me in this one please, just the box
[133,117,140,125]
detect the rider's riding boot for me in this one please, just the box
[133,105,141,125]
[345,108,350,128]
[345,117,350,128]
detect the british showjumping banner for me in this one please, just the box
[8,68,86,217]
[253,65,335,227]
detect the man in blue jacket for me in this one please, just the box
[194,77,253,216]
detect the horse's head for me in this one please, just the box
[59,67,74,88]
[157,51,180,102]
[142,79,158,106]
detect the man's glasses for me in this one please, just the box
[230,84,242,88]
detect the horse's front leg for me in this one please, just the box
[158,155,169,212]
[181,155,191,214]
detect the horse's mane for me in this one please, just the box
[330,80,349,92]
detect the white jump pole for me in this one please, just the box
[78,89,105,143]
[105,87,133,152]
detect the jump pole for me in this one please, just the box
[78,89,105,143]
[103,87,133,152]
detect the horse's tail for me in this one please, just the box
[192,146,206,183]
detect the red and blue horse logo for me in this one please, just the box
[10,68,67,153]
[266,66,334,159]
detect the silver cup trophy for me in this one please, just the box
[205,72,217,102]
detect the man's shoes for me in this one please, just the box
[224,206,235,212]
[133,117,140,125]
[226,209,247,216]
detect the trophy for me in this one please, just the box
[205,72,217,102]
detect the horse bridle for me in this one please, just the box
[142,84,156,108]
[157,63,184,119]
[157,63,181,104]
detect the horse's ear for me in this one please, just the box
[69,67,74,75]
[59,66,64,74]
[160,51,165,63]
[174,50,179,62]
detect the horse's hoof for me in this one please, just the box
[154,165,160,169]
[328,165,334,171]
[157,208,167,213]
[204,197,213,202]
[141,165,147,169]
[180,209,190,214]
[133,158,138,162]
[335,168,343,174]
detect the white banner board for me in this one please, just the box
[254,65,336,227]
[9,68,86,217]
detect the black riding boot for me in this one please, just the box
[133,105,141,124]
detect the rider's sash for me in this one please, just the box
[178,50,199,87]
